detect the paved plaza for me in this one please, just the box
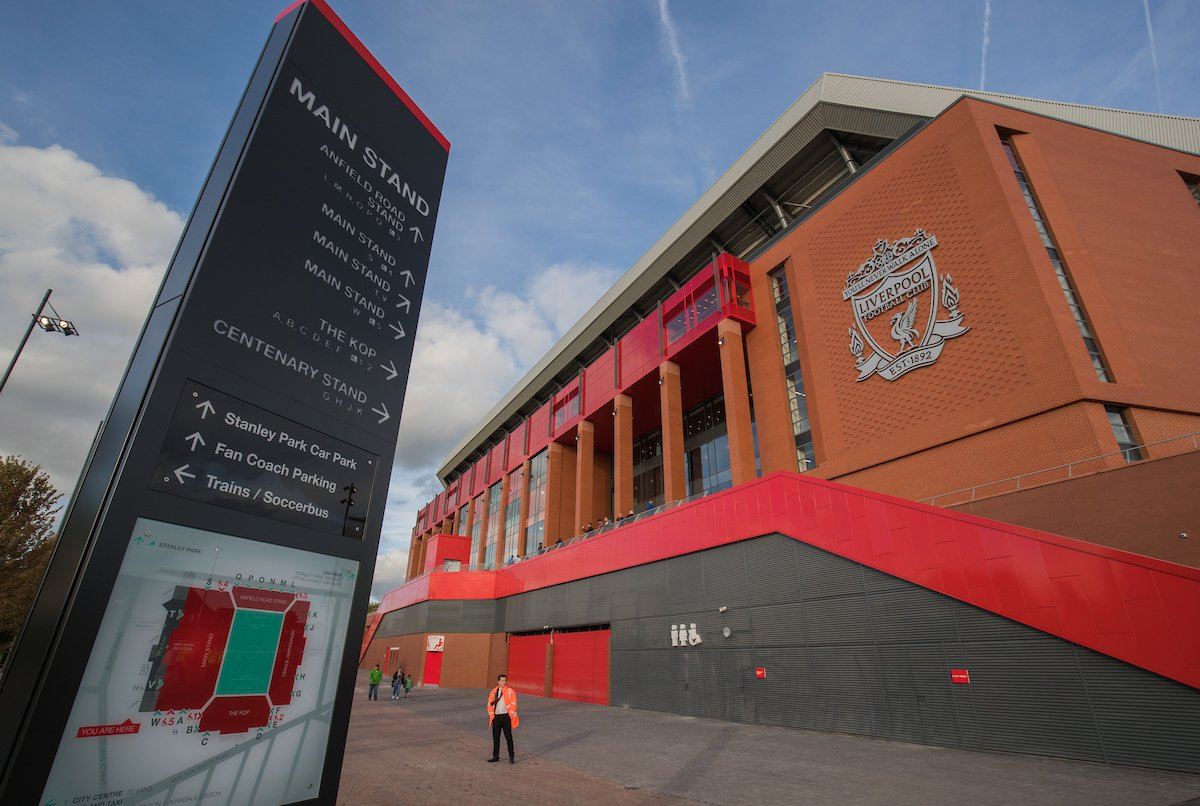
[338,672,1200,805]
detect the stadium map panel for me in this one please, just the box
[40,519,358,806]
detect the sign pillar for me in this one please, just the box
[0,2,449,804]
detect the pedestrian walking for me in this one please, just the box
[391,670,402,699]
[404,673,414,698]
[368,664,382,700]
[486,673,519,764]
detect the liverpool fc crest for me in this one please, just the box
[843,229,969,382]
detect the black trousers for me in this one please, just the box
[491,713,514,759]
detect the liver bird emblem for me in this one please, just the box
[890,299,919,352]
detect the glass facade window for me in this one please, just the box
[632,429,664,511]
[769,267,816,470]
[502,466,524,564]
[1001,135,1111,383]
[684,396,731,497]
[1105,406,1143,463]
[468,493,485,569]
[456,503,469,536]
[482,482,503,569]
[553,388,580,428]
[524,450,548,555]
[1184,173,1200,208]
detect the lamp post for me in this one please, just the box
[0,288,80,397]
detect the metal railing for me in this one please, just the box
[498,485,728,567]
[921,430,1200,508]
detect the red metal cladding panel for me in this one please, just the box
[472,458,487,497]
[507,634,550,697]
[527,402,551,454]
[619,317,661,389]
[551,630,610,704]
[582,348,617,418]
[487,442,507,485]
[507,421,528,471]
[376,473,1200,691]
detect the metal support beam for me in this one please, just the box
[828,131,859,174]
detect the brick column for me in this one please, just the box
[407,531,420,579]
[613,394,633,518]
[575,420,596,534]
[544,442,577,545]
[516,459,532,557]
[494,472,513,566]
[464,495,476,539]
[474,498,489,568]
[440,517,453,534]
[660,361,687,502]
[718,319,758,485]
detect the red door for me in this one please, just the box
[551,629,610,704]
[423,650,443,686]
[507,633,550,696]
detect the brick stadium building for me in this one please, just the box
[364,76,1200,772]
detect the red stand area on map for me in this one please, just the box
[199,695,272,734]
[270,600,310,706]
[232,586,295,611]
[157,589,235,711]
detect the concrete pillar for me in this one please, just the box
[613,394,633,518]
[575,420,595,534]
[516,459,532,557]
[718,319,758,485]
[659,361,687,502]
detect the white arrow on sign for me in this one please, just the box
[382,359,399,381]
[371,401,390,424]
[185,432,206,452]
[399,270,416,288]
[173,465,196,484]
[389,322,406,340]
[395,294,411,313]
[409,225,424,244]
[195,400,216,419]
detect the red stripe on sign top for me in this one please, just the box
[275,0,451,152]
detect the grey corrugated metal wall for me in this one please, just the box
[374,533,1200,773]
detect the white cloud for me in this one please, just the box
[374,260,617,597]
[979,0,992,91]
[0,126,617,604]
[0,136,182,496]
[656,0,690,104]
[0,122,17,145]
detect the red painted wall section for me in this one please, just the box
[528,402,552,455]
[619,317,661,389]
[423,533,472,574]
[552,630,610,704]
[583,348,618,418]
[507,634,550,697]
[376,473,1200,691]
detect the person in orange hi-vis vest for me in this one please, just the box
[486,673,519,764]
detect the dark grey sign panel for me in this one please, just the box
[171,57,443,440]
[150,381,377,536]
[0,2,449,804]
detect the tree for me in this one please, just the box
[0,456,61,656]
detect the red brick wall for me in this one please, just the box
[744,97,1200,501]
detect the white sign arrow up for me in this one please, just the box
[395,294,411,313]
[173,464,196,484]
[184,432,206,452]
[398,270,416,288]
[382,359,399,381]
[409,225,424,244]
[389,322,406,340]
[371,401,390,424]
[195,400,216,419]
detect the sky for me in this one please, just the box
[0,0,1197,599]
